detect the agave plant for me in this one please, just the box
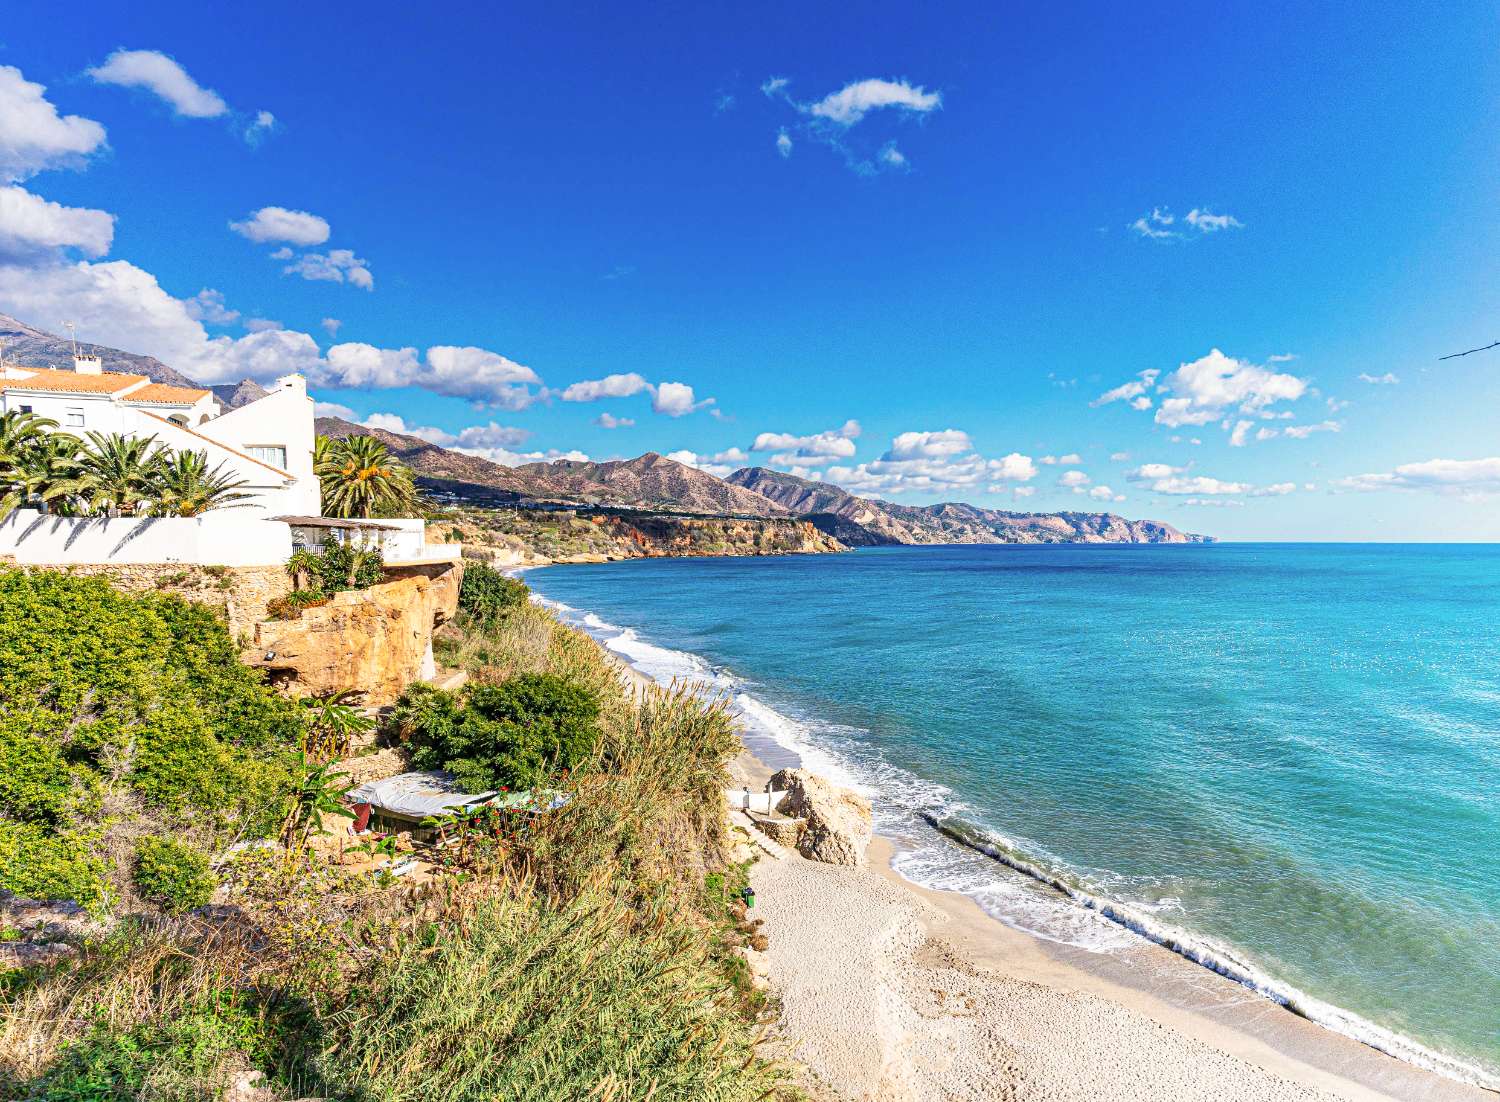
[75,431,168,517]
[150,449,255,517]
[317,433,419,519]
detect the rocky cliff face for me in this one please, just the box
[245,562,461,704]
[452,507,843,563]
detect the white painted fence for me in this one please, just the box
[0,509,293,567]
[724,788,789,815]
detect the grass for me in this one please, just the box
[4,591,792,1101]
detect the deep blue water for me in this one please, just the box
[526,544,1500,1086]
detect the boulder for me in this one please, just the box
[769,768,873,866]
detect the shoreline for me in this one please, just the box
[545,576,1493,1100]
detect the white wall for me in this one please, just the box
[1,391,131,434]
[0,509,293,567]
[204,375,319,514]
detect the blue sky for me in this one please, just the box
[2,1,1499,539]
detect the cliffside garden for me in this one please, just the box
[0,560,791,1101]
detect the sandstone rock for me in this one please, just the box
[245,562,460,705]
[769,768,873,867]
[752,814,805,848]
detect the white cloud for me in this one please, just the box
[311,343,541,407]
[1334,458,1500,498]
[805,78,941,126]
[991,453,1038,481]
[1110,451,1131,462]
[0,66,107,182]
[1268,353,1297,362]
[230,206,330,246]
[1283,420,1341,439]
[313,401,356,419]
[1088,485,1123,502]
[1039,452,1084,465]
[1358,372,1399,385]
[761,77,790,97]
[1185,208,1243,232]
[1229,419,1253,447]
[0,185,114,257]
[244,110,276,145]
[665,446,748,478]
[752,419,859,466]
[1129,207,1177,240]
[560,373,650,402]
[776,128,792,158]
[358,412,531,453]
[1059,469,1091,489]
[182,288,238,325]
[1012,486,1036,498]
[242,317,282,333]
[886,429,972,460]
[594,412,634,429]
[87,49,227,118]
[1126,463,1251,496]
[283,248,373,290]
[879,143,906,168]
[320,317,341,337]
[651,380,713,417]
[1092,368,1159,407]
[269,246,293,260]
[1256,427,1279,442]
[1250,482,1297,496]
[1179,498,1244,508]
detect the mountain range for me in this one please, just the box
[2,313,1205,544]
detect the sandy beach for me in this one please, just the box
[726,744,1494,1102]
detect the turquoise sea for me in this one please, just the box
[525,544,1500,1087]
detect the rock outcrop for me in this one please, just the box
[245,561,461,705]
[770,768,873,867]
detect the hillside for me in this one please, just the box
[728,466,1203,544]
[513,453,788,516]
[0,313,202,389]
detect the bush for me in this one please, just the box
[0,823,111,913]
[133,838,216,914]
[266,590,329,621]
[395,673,601,793]
[457,562,528,626]
[314,542,383,593]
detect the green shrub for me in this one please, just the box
[394,673,601,792]
[266,589,329,621]
[0,823,111,913]
[132,838,216,914]
[314,542,383,593]
[457,561,528,625]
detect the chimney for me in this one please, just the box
[73,352,103,375]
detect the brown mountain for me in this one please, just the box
[0,313,204,389]
[315,416,532,498]
[512,453,788,516]
[727,466,1204,544]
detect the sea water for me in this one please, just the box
[524,544,1500,1087]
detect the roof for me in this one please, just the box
[347,771,495,819]
[122,382,211,406]
[137,411,293,477]
[1,368,147,395]
[271,515,399,531]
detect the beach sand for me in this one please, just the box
[729,748,1492,1102]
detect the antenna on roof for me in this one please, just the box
[63,321,77,359]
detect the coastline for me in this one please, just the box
[532,567,1494,1100]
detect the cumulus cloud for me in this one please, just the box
[1092,369,1159,407]
[182,288,238,325]
[1333,457,1500,498]
[313,400,356,419]
[561,373,650,402]
[242,317,282,333]
[752,419,859,466]
[1058,469,1091,489]
[320,317,341,337]
[284,248,374,290]
[662,446,748,477]
[776,128,792,158]
[244,110,276,145]
[1099,351,1308,436]
[0,185,114,258]
[651,381,713,417]
[0,65,108,182]
[1110,451,1131,462]
[1129,208,1176,240]
[87,49,227,118]
[594,413,634,429]
[1088,485,1124,502]
[1358,372,1399,385]
[1040,453,1083,465]
[1126,463,1252,496]
[229,206,330,246]
[878,143,906,168]
[818,430,1035,496]
[358,412,532,453]
[764,75,940,173]
[311,343,541,407]
[1185,208,1243,232]
[1283,420,1341,439]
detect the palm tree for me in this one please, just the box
[317,434,419,519]
[76,431,167,517]
[0,410,57,468]
[0,433,84,519]
[151,449,254,517]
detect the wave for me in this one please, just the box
[526,580,1499,1092]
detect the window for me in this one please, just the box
[247,445,287,469]
[18,404,32,414]
[64,407,84,428]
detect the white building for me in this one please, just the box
[0,353,319,516]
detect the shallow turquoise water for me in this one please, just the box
[526,544,1500,1085]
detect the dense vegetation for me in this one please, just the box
[0,570,303,912]
[3,570,788,1101]
[315,434,419,519]
[455,560,529,625]
[0,411,252,520]
[268,543,387,619]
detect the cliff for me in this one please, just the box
[448,507,843,563]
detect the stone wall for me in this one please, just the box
[244,560,462,705]
[8,562,291,640]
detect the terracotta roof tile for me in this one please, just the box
[1,369,147,395]
[123,382,211,405]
